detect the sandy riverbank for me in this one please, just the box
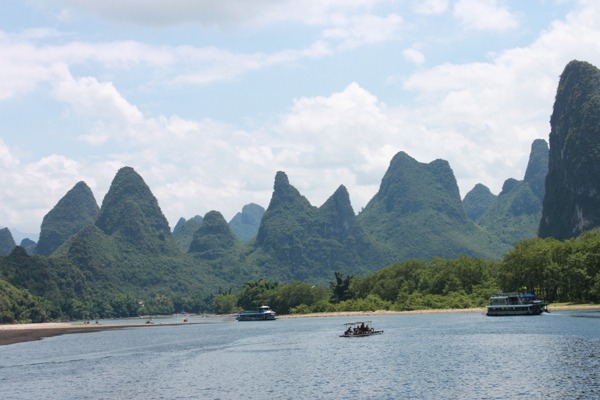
[0,322,191,346]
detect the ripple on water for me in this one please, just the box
[1,311,599,399]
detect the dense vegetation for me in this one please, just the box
[210,230,600,316]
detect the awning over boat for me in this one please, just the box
[520,294,536,298]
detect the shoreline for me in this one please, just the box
[2,305,598,346]
[277,304,600,319]
[0,322,192,346]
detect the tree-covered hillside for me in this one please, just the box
[463,184,497,221]
[53,167,225,299]
[36,181,99,256]
[173,215,203,252]
[247,172,396,284]
[357,152,509,261]
[0,228,16,256]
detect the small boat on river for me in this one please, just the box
[340,321,383,337]
[486,292,549,316]
[236,305,277,321]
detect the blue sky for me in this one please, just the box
[1,0,598,235]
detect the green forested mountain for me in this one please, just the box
[0,276,47,323]
[475,139,548,246]
[173,215,203,252]
[356,152,509,261]
[95,167,180,256]
[540,60,600,240]
[20,238,37,255]
[463,184,497,221]
[248,172,395,283]
[35,181,99,256]
[187,211,254,286]
[53,167,223,298]
[0,246,87,318]
[229,203,265,242]
[189,211,241,260]
[0,228,16,256]
[7,60,600,321]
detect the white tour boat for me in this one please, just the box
[486,292,549,316]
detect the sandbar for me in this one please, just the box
[0,322,189,346]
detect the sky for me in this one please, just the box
[2,0,600,235]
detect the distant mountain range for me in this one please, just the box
[2,59,600,305]
[0,226,39,245]
[465,138,548,246]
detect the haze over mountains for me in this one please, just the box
[1,60,600,309]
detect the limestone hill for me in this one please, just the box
[540,60,600,239]
[356,152,509,261]
[35,181,99,256]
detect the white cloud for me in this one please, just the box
[171,41,333,85]
[6,0,600,235]
[0,139,116,232]
[322,13,403,49]
[402,1,600,195]
[453,0,519,31]
[402,47,425,65]
[0,31,334,104]
[50,0,389,28]
[412,0,448,15]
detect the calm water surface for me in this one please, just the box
[1,310,599,399]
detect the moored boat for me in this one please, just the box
[486,292,549,316]
[236,305,277,321]
[340,321,383,337]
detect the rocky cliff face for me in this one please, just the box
[539,60,600,240]
[36,181,99,256]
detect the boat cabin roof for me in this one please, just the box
[344,321,372,325]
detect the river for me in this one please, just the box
[1,310,599,399]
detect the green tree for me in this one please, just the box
[212,294,237,314]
